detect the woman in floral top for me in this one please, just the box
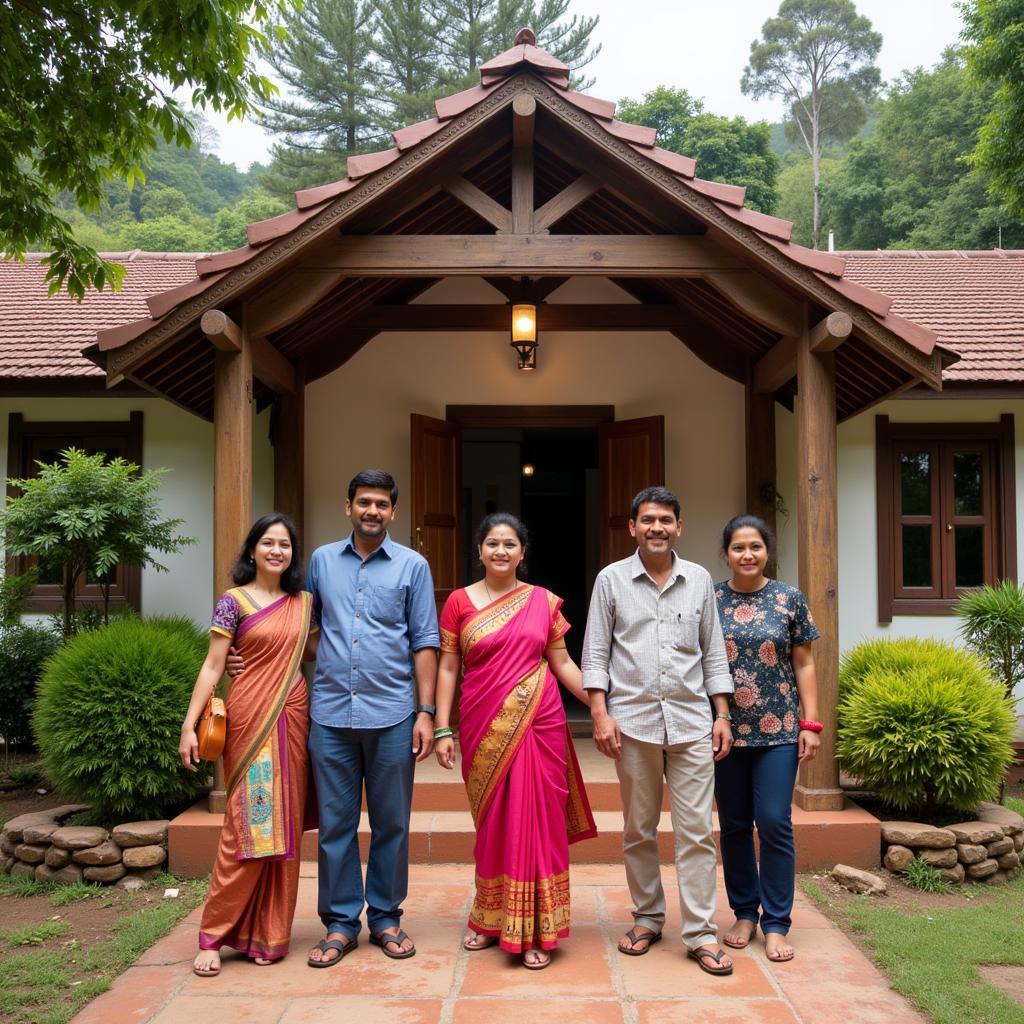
[714,514,821,964]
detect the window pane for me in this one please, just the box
[900,452,931,515]
[902,525,932,587]
[955,526,985,588]
[953,452,983,516]
[37,561,61,585]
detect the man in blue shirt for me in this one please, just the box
[303,469,439,965]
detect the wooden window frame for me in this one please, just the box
[876,415,1017,621]
[6,412,144,614]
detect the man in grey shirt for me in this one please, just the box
[582,485,735,975]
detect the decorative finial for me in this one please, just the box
[514,27,537,46]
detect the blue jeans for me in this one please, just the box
[308,714,415,938]
[713,743,798,935]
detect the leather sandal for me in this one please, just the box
[370,928,416,959]
[618,927,662,956]
[687,945,734,975]
[521,948,551,970]
[307,935,357,968]
[463,933,498,951]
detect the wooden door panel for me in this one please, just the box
[410,413,462,610]
[599,416,665,566]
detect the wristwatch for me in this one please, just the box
[715,712,733,722]
[416,703,436,716]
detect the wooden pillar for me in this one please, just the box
[794,310,844,811]
[208,313,253,813]
[744,379,778,575]
[273,363,305,538]
[511,93,535,234]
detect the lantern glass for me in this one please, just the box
[511,303,537,342]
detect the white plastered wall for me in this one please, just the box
[0,396,274,625]
[775,395,1024,728]
[304,276,746,578]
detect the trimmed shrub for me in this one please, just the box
[33,616,208,820]
[837,638,1015,818]
[0,624,61,757]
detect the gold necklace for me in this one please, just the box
[484,577,518,604]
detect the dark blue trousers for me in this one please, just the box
[308,714,415,938]
[713,743,798,935]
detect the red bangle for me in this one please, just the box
[799,720,823,733]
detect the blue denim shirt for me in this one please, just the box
[307,533,439,729]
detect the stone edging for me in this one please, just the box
[881,801,1024,885]
[1,806,169,891]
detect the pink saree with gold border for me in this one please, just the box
[441,584,596,952]
[198,588,314,962]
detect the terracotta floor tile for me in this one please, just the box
[400,882,473,921]
[453,999,623,1023]
[71,964,187,1024]
[636,998,800,1024]
[459,926,615,998]
[150,995,289,1024]
[567,884,600,923]
[280,997,442,1023]
[563,864,629,886]
[611,930,775,999]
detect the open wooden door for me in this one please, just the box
[599,416,665,565]
[410,413,462,613]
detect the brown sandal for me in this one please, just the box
[687,946,734,975]
[618,927,662,956]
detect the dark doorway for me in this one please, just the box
[460,426,600,724]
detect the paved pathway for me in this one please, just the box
[71,864,924,1024]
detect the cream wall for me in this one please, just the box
[304,276,746,577]
[0,396,274,624]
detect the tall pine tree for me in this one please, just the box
[373,1,448,128]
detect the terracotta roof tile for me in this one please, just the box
[246,202,330,246]
[684,177,745,205]
[145,269,228,319]
[714,202,792,241]
[562,89,616,121]
[479,42,570,81]
[814,271,892,318]
[0,253,200,377]
[435,81,502,121]
[632,145,696,179]
[195,244,268,275]
[604,119,657,148]
[294,177,359,210]
[761,235,846,277]
[840,251,1024,381]
[345,148,401,180]
[393,116,446,151]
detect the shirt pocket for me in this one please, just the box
[370,585,404,625]
[674,612,701,655]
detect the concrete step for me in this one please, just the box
[168,800,880,878]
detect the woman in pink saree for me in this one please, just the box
[435,513,596,970]
[179,513,317,976]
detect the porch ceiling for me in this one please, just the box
[91,46,949,421]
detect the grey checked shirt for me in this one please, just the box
[581,550,733,745]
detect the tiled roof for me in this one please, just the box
[0,252,200,378]
[840,250,1024,382]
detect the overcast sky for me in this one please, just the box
[204,0,966,171]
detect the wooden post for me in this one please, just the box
[273,362,305,539]
[794,309,844,811]
[744,379,777,576]
[208,312,253,813]
[511,93,535,234]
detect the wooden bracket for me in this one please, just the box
[442,175,513,232]
[534,174,601,233]
[752,335,798,394]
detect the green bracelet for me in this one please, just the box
[433,726,454,740]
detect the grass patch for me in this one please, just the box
[845,874,1024,1024]
[1005,796,1024,817]
[0,875,207,1024]
[49,882,104,908]
[902,856,956,894]
[0,875,52,898]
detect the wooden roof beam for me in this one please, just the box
[442,175,513,232]
[313,234,746,275]
[704,272,803,337]
[250,334,297,396]
[201,310,242,351]
[809,311,853,353]
[534,174,600,232]
[752,335,798,394]
[483,276,569,301]
[512,93,535,233]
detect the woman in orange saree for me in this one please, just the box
[435,514,596,970]
[179,513,317,976]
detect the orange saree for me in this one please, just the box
[198,588,314,962]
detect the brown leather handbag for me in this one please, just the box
[196,695,227,761]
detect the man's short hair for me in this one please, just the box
[348,469,399,505]
[630,486,681,522]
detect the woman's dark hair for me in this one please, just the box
[474,512,529,550]
[721,514,776,560]
[230,513,305,594]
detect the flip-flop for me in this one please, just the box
[687,946,734,975]
[463,934,498,951]
[370,928,416,959]
[307,935,357,968]
[618,927,662,956]
[521,949,551,970]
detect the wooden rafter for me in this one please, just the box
[534,174,600,232]
[703,272,802,337]
[809,311,853,353]
[752,335,798,394]
[309,234,746,275]
[442,175,513,232]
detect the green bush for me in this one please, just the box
[837,638,1015,818]
[0,624,61,757]
[33,616,208,820]
[902,856,955,894]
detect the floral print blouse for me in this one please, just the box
[714,580,819,747]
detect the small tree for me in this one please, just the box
[956,580,1024,706]
[2,448,196,640]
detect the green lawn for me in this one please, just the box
[806,874,1024,1024]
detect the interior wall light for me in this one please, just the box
[521,463,536,477]
[509,290,538,371]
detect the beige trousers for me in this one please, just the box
[615,732,718,950]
